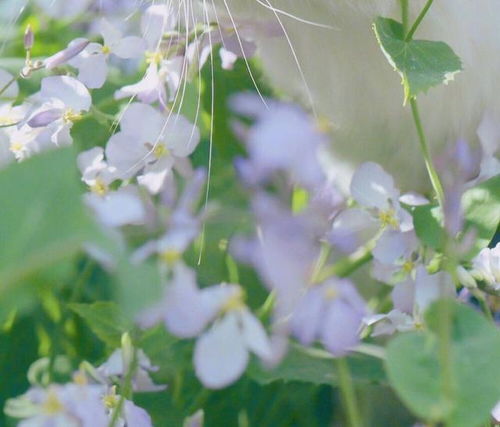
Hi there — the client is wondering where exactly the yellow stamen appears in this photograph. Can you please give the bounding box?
[378,209,399,229]
[90,178,108,196]
[145,51,163,65]
[324,287,338,300]
[72,370,88,386]
[63,109,83,124]
[42,390,63,415]
[220,287,246,313]
[103,386,118,409]
[153,144,168,159]
[9,141,23,153]
[101,45,111,55]
[159,249,181,265]
[402,260,415,274]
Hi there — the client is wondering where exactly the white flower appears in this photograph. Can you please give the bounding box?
[105,103,200,193]
[27,76,91,146]
[70,20,145,89]
[471,243,500,290]
[330,162,413,253]
[193,286,272,389]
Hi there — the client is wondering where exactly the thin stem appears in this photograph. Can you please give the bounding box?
[108,348,138,427]
[315,247,373,283]
[336,357,362,427]
[405,0,434,41]
[409,98,445,207]
[400,0,409,34]
[0,76,17,98]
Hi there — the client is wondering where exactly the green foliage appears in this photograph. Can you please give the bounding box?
[386,300,500,426]
[0,148,96,308]
[373,17,462,103]
[69,301,132,348]
[248,344,386,386]
[412,175,500,257]
[462,174,500,256]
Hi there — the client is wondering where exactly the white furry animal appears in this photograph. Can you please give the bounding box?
[208,0,500,191]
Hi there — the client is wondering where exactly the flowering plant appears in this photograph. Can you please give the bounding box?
[0,1,499,426]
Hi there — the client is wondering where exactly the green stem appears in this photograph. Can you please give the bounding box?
[315,247,373,283]
[108,348,138,427]
[400,0,409,34]
[336,357,362,427]
[405,0,434,41]
[409,98,445,207]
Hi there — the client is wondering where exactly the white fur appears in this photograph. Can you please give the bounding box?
[208,0,500,191]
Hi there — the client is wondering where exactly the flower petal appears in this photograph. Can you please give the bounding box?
[194,313,248,389]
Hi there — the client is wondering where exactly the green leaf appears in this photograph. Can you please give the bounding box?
[69,301,132,348]
[462,174,500,257]
[248,344,386,386]
[0,148,96,296]
[386,300,500,426]
[373,17,462,103]
[412,204,444,251]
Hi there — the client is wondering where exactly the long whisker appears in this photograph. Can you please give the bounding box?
[257,0,318,118]
[219,0,269,109]
[252,0,337,30]
[196,0,217,265]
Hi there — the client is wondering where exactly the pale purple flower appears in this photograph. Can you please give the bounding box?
[6,382,108,427]
[139,264,271,389]
[471,243,500,291]
[105,103,200,192]
[70,20,146,89]
[44,39,90,70]
[27,76,91,146]
[77,147,118,195]
[330,162,413,253]
[194,301,272,389]
[84,186,146,228]
[132,169,205,264]
[392,266,456,315]
[231,94,327,190]
[290,279,367,356]
[364,309,415,336]
[98,349,166,392]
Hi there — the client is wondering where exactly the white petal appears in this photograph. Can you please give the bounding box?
[40,76,91,112]
[373,230,408,264]
[240,308,272,360]
[194,313,248,389]
[414,267,455,312]
[76,53,108,89]
[163,114,200,158]
[113,36,147,59]
[350,162,398,210]
[100,18,122,48]
[105,131,148,178]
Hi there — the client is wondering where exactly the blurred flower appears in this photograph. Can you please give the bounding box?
[231,93,327,190]
[44,39,90,70]
[290,278,367,356]
[70,19,145,89]
[98,348,166,392]
[329,162,413,253]
[471,243,500,291]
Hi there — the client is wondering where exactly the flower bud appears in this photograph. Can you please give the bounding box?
[24,25,34,50]
[44,39,89,69]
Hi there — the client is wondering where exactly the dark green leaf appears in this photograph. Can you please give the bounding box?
[69,301,132,347]
[373,17,462,103]
[386,300,500,426]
